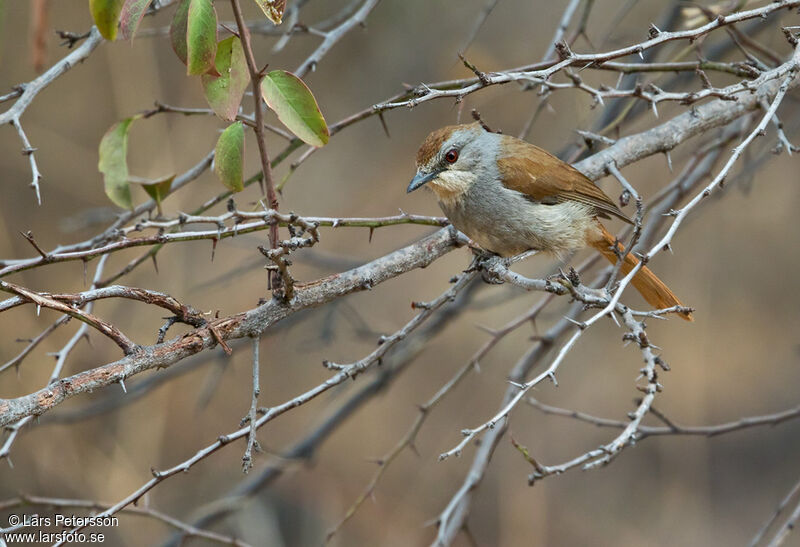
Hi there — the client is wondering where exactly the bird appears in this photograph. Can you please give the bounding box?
[407,122,692,321]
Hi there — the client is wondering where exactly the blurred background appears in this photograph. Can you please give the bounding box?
[1,1,800,545]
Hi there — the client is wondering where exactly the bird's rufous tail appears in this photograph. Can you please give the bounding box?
[590,225,693,321]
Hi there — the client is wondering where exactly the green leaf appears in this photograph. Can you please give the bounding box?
[169,0,190,65]
[214,122,245,192]
[202,36,249,121]
[98,117,140,209]
[119,0,154,41]
[90,0,125,40]
[133,174,175,203]
[186,0,217,75]
[253,0,286,25]
[260,70,329,147]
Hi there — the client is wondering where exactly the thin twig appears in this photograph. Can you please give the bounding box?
[541,0,582,62]
[229,0,279,250]
[0,227,463,428]
[56,267,477,539]
[1,256,109,463]
[527,399,800,438]
[751,475,800,546]
[241,337,261,473]
[0,281,137,355]
[0,28,103,204]
[295,0,381,78]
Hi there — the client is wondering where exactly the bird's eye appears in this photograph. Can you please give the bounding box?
[444,149,459,164]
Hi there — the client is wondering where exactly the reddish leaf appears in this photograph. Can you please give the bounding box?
[253,0,286,25]
[119,0,154,41]
[186,0,218,75]
[202,36,249,121]
[169,0,190,64]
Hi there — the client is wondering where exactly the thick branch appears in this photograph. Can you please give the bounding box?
[0,227,462,427]
[573,56,800,179]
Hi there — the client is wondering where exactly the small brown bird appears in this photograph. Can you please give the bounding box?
[407,122,692,321]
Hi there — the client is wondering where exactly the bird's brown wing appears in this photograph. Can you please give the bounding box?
[496,136,633,224]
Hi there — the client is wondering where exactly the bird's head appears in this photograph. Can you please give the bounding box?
[407,122,491,201]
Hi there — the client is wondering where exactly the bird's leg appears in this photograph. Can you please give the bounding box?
[566,266,581,287]
[465,248,507,285]
[547,267,581,288]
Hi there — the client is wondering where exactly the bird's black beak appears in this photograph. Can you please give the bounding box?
[407,170,439,193]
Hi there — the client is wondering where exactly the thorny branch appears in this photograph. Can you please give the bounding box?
[55,267,478,541]
[241,337,261,473]
[294,0,380,78]
[162,277,482,543]
[522,309,666,482]
[434,37,799,537]
[0,28,103,204]
[751,475,800,547]
[0,210,442,278]
[526,398,800,439]
[0,280,138,355]
[229,0,279,256]
[257,212,320,300]
[1,256,109,463]
[0,227,464,428]
[373,1,800,112]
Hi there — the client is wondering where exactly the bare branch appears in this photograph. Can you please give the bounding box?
[752,476,800,547]
[541,0,582,62]
[11,119,42,204]
[374,1,800,112]
[0,210,444,278]
[0,27,102,204]
[526,399,800,438]
[295,0,381,78]
[0,227,462,427]
[1,256,109,463]
[241,337,261,473]
[230,0,279,251]
[0,281,137,355]
[0,316,69,376]
[56,264,477,539]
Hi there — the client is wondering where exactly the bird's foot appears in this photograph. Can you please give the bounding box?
[466,251,506,285]
[548,267,581,287]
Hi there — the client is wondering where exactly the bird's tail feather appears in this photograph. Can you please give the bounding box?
[590,225,693,321]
